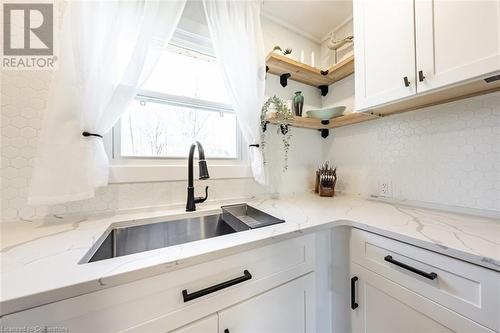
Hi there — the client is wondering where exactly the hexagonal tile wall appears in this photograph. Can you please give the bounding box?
[0,72,269,222]
[325,92,500,212]
[2,69,500,222]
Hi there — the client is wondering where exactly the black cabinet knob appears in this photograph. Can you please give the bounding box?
[418,70,426,82]
[403,76,410,87]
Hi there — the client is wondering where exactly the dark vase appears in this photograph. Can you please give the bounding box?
[293,91,304,116]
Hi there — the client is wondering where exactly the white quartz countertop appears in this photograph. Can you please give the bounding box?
[1,192,499,316]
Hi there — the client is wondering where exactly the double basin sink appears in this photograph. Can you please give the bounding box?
[86,204,284,263]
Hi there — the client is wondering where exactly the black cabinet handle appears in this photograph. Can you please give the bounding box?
[182,270,252,302]
[403,76,410,87]
[418,70,426,82]
[384,255,437,280]
[351,276,359,310]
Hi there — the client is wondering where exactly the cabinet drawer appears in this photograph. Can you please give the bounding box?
[351,263,494,333]
[2,235,315,333]
[350,228,500,331]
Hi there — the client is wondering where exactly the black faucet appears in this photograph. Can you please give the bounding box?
[186,141,210,212]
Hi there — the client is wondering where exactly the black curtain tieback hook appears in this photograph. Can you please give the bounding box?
[82,131,103,138]
[249,144,260,148]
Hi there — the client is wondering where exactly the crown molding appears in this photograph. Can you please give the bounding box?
[261,11,322,44]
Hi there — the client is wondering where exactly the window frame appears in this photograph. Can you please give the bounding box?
[105,32,252,183]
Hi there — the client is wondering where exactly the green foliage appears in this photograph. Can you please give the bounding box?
[260,96,294,171]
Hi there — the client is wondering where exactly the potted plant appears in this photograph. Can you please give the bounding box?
[283,48,293,58]
[260,96,294,171]
[272,45,282,54]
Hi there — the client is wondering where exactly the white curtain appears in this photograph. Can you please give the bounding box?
[202,0,267,185]
[28,0,186,205]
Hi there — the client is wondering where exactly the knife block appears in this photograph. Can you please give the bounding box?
[315,173,337,197]
[319,184,335,197]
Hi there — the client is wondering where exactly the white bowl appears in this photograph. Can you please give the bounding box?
[306,106,346,120]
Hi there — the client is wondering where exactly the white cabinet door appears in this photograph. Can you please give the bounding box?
[169,314,218,333]
[351,263,493,333]
[354,0,417,111]
[218,273,315,333]
[415,0,500,93]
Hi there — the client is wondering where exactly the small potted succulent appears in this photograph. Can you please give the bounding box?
[272,45,283,54]
[283,48,293,58]
[271,46,293,58]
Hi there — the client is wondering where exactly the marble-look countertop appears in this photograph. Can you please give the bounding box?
[1,193,499,316]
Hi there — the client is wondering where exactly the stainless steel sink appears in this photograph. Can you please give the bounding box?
[84,204,285,263]
[87,214,235,263]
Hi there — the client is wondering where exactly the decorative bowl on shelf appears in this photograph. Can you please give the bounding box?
[306,106,346,120]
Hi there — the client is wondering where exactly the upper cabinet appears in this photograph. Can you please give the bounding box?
[415,0,500,93]
[354,0,500,112]
[354,0,416,110]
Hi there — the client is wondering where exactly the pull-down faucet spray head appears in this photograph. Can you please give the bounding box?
[186,141,210,212]
[196,143,210,180]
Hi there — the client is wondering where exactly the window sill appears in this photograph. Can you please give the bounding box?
[109,164,252,183]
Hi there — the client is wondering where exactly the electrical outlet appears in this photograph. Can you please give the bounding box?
[379,181,392,198]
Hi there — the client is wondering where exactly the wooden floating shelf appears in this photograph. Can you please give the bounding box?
[266,112,378,131]
[266,52,355,93]
[265,52,500,136]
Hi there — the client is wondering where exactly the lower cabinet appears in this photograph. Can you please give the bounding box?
[349,229,499,333]
[218,273,315,333]
[169,273,315,333]
[2,235,315,333]
[350,264,493,333]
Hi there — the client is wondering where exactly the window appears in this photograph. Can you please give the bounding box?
[107,1,253,183]
[114,45,240,160]
[107,22,252,183]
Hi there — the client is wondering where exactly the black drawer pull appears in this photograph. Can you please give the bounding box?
[182,270,252,302]
[384,255,437,280]
[351,276,358,310]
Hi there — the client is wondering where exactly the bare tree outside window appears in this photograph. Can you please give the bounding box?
[142,117,168,156]
[120,100,237,158]
[182,109,210,142]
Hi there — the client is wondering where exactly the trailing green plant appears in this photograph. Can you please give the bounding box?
[260,96,294,171]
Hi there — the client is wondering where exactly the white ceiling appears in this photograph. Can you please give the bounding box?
[262,0,353,42]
